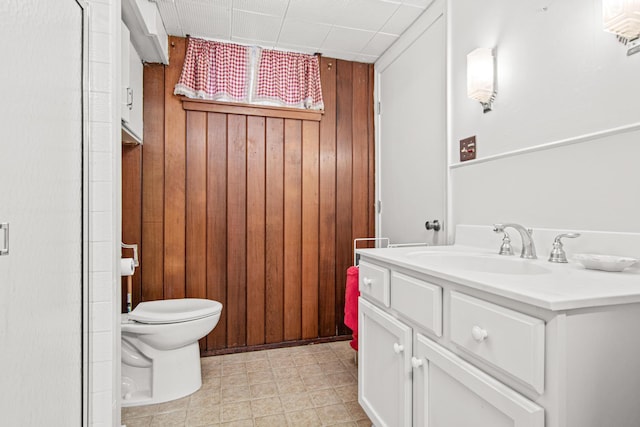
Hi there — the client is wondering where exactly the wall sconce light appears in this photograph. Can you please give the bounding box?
[467,48,496,113]
[602,0,640,55]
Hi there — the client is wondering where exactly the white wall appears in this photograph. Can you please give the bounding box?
[449,0,640,233]
[87,0,121,425]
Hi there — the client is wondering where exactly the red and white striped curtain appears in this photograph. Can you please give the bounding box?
[174,38,324,111]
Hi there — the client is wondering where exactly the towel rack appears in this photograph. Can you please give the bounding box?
[353,238,390,266]
[388,242,431,248]
[353,238,429,266]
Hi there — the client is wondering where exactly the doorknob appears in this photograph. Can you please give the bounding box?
[0,223,9,256]
[425,220,441,232]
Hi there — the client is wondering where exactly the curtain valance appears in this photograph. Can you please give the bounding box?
[174,38,250,103]
[175,38,324,111]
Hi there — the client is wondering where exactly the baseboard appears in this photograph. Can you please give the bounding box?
[200,335,353,357]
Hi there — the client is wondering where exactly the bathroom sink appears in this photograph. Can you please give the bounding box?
[405,251,552,275]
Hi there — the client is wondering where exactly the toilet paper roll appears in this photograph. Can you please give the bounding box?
[120,258,135,277]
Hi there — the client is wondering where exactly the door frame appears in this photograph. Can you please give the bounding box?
[373,0,453,245]
[78,0,90,424]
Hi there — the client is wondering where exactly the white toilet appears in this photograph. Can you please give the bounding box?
[121,298,223,407]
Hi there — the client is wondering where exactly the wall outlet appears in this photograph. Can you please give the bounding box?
[460,136,477,162]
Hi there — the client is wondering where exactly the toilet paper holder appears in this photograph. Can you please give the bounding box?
[121,242,139,267]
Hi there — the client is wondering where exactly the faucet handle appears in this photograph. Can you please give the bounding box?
[498,231,514,256]
[548,233,580,263]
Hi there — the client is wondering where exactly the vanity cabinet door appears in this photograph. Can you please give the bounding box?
[413,333,544,427]
[359,298,412,427]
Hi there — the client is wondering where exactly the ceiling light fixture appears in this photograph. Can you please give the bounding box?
[602,0,640,55]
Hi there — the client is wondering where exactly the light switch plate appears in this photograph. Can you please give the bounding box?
[460,136,476,162]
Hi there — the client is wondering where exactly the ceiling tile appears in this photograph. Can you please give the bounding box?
[317,48,361,62]
[286,0,350,26]
[178,0,231,7]
[277,20,331,49]
[362,32,398,56]
[381,4,424,35]
[233,0,289,17]
[321,26,376,53]
[401,0,435,7]
[155,1,184,36]
[273,42,318,55]
[232,10,282,43]
[332,0,401,32]
[175,2,231,39]
[355,53,379,64]
[231,36,276,49]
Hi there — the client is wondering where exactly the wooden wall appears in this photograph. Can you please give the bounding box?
[121,36,375,354]
[122,144,142,311]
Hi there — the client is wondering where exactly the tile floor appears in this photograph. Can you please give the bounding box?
[122,340,372,426]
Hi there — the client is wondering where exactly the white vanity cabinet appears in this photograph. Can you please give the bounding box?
[358,263,544,427]
[358,250,640,427]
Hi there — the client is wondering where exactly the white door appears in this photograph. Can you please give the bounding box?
[413,333,544,427]
[358,298,412,427]
[376,0,447,245]
[0,1,85,424]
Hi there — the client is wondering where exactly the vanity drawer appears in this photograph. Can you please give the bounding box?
[359,261,390,307]
[450,292,545,393]
[391,272,442,336]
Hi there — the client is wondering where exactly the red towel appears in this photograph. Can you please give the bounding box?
[344,266,360,351]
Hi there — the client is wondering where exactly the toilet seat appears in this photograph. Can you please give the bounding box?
[129,298,222,324]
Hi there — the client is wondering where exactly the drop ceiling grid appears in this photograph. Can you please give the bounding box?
[178,2,231,39]
[362,32,399,56]
[155,1,184,36]
[232,10,283,44]
[277,19,333,51]
[156,0,431,62]
[234,0,290,16]
[380,4,425,35]
[330,0,401,32]
[322,26,377,54]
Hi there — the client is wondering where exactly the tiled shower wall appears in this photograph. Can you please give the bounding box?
[87,0,121,425]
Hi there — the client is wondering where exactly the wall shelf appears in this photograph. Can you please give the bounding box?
[181,97,324,122]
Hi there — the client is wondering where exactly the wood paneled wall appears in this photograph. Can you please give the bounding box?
[122,36,375,354]
[122,144,142,310]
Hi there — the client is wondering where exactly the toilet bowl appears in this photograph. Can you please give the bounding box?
[121,298,222,407]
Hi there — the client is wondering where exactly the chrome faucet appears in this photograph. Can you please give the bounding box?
[548,233,580,263]
[497,230,514,256]
[493,223,537,259]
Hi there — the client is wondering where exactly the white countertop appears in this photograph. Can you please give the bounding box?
[356,245,640,311]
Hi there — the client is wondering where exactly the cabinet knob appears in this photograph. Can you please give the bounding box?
[411,357,424,368]
[471,325,488,342]
[362,277,372,286]
[393,343,404,354]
